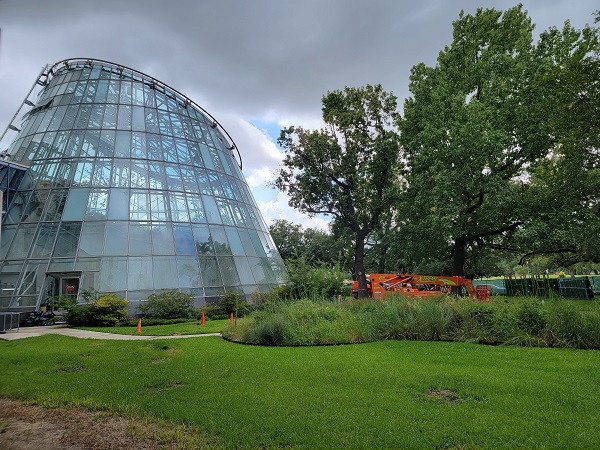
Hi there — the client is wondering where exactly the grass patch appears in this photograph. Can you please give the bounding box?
[0,336,599,448]
[77,319,227,336]
[224,296,600,349]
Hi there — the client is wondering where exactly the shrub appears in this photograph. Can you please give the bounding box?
[64,294,128,327]
[138,290,194,319]
[202,291,251,319]
[284,260,348,300]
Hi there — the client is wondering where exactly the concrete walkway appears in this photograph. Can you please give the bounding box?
[0,324,221,341]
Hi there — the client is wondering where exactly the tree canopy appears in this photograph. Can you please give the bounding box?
[275,85,401,295]
[397,5,599,276]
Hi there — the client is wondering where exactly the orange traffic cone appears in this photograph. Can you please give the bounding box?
[136,318,142,333]
[201,312,206,325]
[230,312,234,324]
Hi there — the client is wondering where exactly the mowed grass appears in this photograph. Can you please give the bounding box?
[1,336,599,448]
[77,319,228,336]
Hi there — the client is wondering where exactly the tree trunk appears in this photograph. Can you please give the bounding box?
[354,236,369,298]
[452,237,467,276]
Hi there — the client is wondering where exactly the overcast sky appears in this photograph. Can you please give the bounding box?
[0,0,597,230]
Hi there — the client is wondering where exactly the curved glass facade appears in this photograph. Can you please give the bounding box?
[0,59,285,309]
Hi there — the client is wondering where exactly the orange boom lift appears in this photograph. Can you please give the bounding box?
[351,274,490,302]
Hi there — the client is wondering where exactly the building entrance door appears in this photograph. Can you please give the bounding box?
[61,277,80,300]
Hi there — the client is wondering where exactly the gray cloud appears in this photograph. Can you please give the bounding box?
[0,0,597,227]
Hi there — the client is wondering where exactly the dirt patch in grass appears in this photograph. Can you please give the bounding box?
[0,398,219,449]
[426,389,461,403]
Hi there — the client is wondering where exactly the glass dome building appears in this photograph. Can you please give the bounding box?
[0,58,285,310]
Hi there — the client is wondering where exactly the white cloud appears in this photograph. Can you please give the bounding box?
[258,191,331,232]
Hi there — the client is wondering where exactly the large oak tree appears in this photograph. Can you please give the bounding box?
[275,85,401,296]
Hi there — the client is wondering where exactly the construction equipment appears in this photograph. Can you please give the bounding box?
[351,274,490,302]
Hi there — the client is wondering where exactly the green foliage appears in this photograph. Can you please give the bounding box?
[138,290,194,319]
[45,294,77,311]
[65,294,128,327]
[224,296,600,349]
[201,291,251,319]
[276,84,402,294]
[282,259,348,300]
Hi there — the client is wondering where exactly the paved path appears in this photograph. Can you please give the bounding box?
[0,324,221,341]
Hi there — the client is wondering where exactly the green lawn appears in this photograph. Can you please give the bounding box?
[1,336,599,448]
[77,319,228,336]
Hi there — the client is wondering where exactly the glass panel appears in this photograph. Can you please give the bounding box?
[128,222,152,255]
[81,130,100,157]
[42,189,68,221]
[238,229,257,256]
[75,105,91,129]
[130,161,148,188]
[161,136,177,162]
[132,82,145,106]
[111,159,130,187]
[119,81,132,105]
[95,80,109,103]
[87,104,104,129]
[84,189,108,220]
[117,104,132,130]
[177,256,202,288]
[131,131,147,159]
[114,130,131,158]
[64,130,84,157]
[78,221,105,257]
[199,256,222,286]
[165,164,183,191]
[248,257,268,284]
[127,257,152,291]
[158,110,172,134]
[186,193,206,223]
[74,257,101,273]
[48,105,67,131]
[170,113,183,138]
[219,173,235,199]
[170,192,189,222]
[191,223,212,255]
[176,140,191,166]
[52,222,82,257]
[102,104,117,129]
[83,79,97,102]
[0,225,17,259]
[151,222,174,255]
[108,188,129,220]
[91,159,112,187]
[153,256,178,289]
[146,133,162,160]
[99,130,115,156]
[218,256,240,287]
[132,106,145,132]
[130,190,150,221]
[210,225,231,255]
[201,195,221,224]
[149,192,169,221]
[173,223,195,254]
[103,222,129,256]
[196,168,212,195]
[0,260,24,303]
[216,199,234,225]
[148,162,166,189]
[62,188,89,221]
[225,227,245,256]
[106,79,120,103]
[180,166,198,192]
[143,84,156,108]
[145,108,159,133]
[208,170,224,196]
[100,257,127,291]
[249,229,267,257]
[72,159,94,186]
[29,223,58,258]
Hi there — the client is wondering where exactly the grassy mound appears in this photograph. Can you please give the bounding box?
[223,296,600,348]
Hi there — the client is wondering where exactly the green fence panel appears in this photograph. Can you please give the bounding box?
[558,278,594,299]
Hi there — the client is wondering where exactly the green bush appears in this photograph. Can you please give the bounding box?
[64,294,128,327]
[223,295,600,349]
[283,260,348,300]
[138,290,194,319]
[201,291,251,319]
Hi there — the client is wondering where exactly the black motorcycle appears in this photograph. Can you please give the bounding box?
[22,310,56,326]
